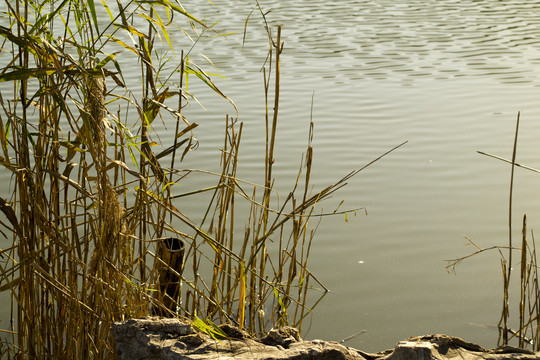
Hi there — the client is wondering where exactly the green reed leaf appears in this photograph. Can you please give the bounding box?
[114,23,149,39]
[29,0,70,35]
[99,0,115,22]
[95,52,119,70]
[87,0,101,35]
[139,0,207,28]
[191,313,228,341]
[0,67,56,82]
[0,26,37,55]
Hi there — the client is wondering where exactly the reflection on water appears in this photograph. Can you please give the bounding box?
[270,0,540,85]
[187,0,540,85]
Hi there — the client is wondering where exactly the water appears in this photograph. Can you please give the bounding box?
[4,0,540,353]
[174,0,540,351]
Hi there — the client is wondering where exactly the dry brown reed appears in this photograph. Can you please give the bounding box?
[447,112,540,351]
[0,1,402,358]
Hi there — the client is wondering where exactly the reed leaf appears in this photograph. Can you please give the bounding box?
[0,1,403,357]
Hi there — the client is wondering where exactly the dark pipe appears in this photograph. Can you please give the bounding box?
[152,237,184,317]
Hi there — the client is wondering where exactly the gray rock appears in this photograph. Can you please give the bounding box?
[111,318,540,360]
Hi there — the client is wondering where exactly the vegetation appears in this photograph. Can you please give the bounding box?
[0,0,405,358]
[448,112,540,351]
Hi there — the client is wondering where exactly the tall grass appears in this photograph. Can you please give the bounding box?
[0,1,407,358]
[447,112,540,351]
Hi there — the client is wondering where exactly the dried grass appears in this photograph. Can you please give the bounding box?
[0,1,404,358]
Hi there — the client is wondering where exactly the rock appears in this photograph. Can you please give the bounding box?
[382,334,539,360]
[111,318,540,360]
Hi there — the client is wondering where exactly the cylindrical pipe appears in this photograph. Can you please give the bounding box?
[152,237,184,316]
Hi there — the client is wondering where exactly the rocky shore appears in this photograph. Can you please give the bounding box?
[112,318,540,360]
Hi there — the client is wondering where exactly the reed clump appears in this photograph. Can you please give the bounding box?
[0,1,405,358]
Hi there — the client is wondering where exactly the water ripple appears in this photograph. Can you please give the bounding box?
[226,0,540,85]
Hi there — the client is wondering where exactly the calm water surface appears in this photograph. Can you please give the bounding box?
[174,0,540,351]
[5,0,540,352]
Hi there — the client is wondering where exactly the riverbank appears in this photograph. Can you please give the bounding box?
[112,318,540,360]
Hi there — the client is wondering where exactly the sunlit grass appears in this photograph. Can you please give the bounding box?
[0,0,406,357]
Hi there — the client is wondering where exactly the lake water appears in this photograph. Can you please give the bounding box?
[174,0,540,352]
[4,0,540,353]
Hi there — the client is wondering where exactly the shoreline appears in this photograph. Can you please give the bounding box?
[112,318,540,360]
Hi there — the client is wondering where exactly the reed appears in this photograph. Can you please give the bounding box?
[447,112,540,351]
[0,1,407,358]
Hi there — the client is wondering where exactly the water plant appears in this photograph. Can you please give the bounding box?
[0,0,405,358]
[447,112,540,350]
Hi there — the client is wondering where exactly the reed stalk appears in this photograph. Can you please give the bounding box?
[0,1,406,357]
[447,112,540,351]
